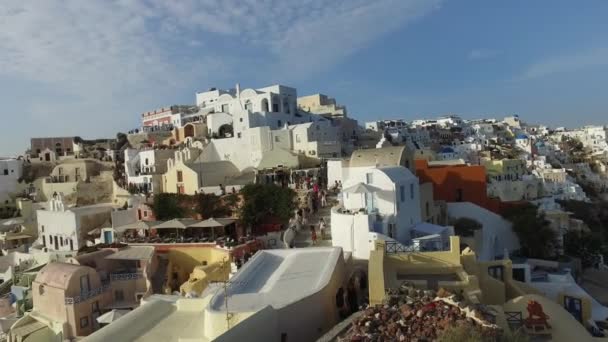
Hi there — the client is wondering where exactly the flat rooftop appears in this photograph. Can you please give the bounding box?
[209,247,342,313]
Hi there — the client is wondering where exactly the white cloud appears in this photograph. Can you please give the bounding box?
[468,48,498,61]
[520,47,608,80]
[0,0,441,154]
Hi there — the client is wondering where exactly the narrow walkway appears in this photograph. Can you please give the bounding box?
[293,190,336,248]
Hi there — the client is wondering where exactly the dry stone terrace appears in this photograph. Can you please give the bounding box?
[335,283,501,342]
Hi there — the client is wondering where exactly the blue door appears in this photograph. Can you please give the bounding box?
[104,231,113,244]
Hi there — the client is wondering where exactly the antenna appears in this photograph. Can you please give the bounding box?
[208,258,247,331]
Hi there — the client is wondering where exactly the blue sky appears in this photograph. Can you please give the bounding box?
[2,0,608,156]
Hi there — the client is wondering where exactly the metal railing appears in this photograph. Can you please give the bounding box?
[65,283,110,305]
[384,241,418,254]
[110,272,144,281]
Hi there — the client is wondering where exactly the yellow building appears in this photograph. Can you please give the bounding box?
[368,236,605,341]
[164,246,231,294]
[481,158,527,181]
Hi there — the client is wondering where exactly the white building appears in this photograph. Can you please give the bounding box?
[124,148,175,193]
[86,247,348,342]
[331,166,424,259]
[0,158,23,209]
[36,195,114,252]
[515,134,533,154]
[555,125,608,156]
[141,105,204,131]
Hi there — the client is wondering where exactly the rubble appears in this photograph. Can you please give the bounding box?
[340,283,500,342]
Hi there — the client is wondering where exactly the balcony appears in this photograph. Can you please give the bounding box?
[65,283,110,305]
[110,272,144,281]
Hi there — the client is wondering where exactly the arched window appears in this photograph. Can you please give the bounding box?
[245,100,253,111]
[261,99,269,112]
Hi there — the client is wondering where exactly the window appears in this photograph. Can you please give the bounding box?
[69,239,74,251]
[239,118,243,122]
[41,225,45,232]
[410,183,414,199]
[237,133,242,138]
[488,265,504,281]
[80,275,91,294]
[426,202,430,217]
[272,103,279,112]
[60,237,63,246]
[456,188,463,202]
[244,101,252,111]
[145,158,149,166]
[80,316,89,329]
[92,301,100,313]
[115,290,125,302]
[221,104,229,113]
[143,211,148,217]
[58,167,63,176]
[365,173,373,184]
[261,99,269,112]
[2,169,7,176]
[275,136,280,143]
[177,171,183,182]
[42,235,46,247]
[277,120,282,127]
[512,268,526,282]
[400,185,405,202]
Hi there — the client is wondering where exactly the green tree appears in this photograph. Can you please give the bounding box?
[239,184,296,228]
[453,217,483,237]
[196,193,231,219]
[152,193,187,220]
[502,203,558,259]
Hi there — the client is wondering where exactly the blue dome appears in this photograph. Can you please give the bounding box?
[516,134,528,139]
[440,147,454,153]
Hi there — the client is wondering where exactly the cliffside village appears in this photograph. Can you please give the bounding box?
[1,84,608,341]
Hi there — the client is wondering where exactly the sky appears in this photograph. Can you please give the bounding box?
[1,0,608,156]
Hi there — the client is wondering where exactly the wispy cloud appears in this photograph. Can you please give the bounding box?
[468,48,498,61]
[0,0,441,154]
[519,46,608,80]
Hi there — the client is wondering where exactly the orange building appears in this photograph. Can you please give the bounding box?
[415,159,503,213]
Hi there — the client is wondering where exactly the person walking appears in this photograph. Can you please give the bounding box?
[321,190,327,207]
[319,218,327,240]
[310,225,317,245]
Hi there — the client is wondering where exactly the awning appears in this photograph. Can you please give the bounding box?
[152,219,199,230]
[342,182,382,194]
[188,218,235,229]
[96,309,130,324]
[114,221,160,233]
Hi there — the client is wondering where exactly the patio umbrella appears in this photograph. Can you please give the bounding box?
[341,182,382,194]
[1,218,24,226]
[153,219,199,239]
[341,182,382,212]
[188,218,235,239]
[114,220,160,234]
[96,309,130,324]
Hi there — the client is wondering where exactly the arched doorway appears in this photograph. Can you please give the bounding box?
[261,99,269,112]
[218,124,234,138]
[184,124,195,138]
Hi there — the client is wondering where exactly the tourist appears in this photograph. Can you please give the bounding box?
[319,218,326,239]
[310,225,317,245]
[321,190,327,207]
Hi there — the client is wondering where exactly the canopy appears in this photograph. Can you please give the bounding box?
[96,309,130,324]
[188,218,235,229]
[1,218,24,226]
[342,182,382,194]
[114,221,160,233]
[152,219,199,230]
